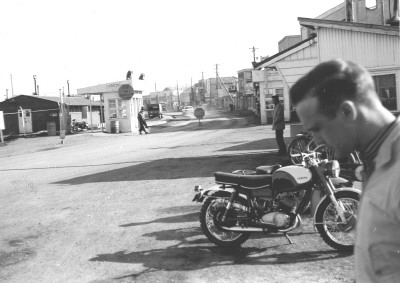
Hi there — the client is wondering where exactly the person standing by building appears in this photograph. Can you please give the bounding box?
[272,95,286,155]
[138,106,148,134]
[290,58,400,282]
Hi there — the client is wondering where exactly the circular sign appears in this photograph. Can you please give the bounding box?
[194,108,205,120]
[118,84,134,100]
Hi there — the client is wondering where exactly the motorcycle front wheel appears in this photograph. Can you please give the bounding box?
[288,136,316,164]
[200,197,250,247]
[315,190,359,252]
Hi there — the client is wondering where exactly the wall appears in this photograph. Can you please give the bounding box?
[318,28,400,67]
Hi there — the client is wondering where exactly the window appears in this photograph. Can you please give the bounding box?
[109,99,128,119]
[82,106,88,119]
[118,99,128,118]
[373,74,397,111]
[265,88,274,98]
[275,88,284,97]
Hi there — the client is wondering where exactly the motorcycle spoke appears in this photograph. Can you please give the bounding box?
[322,198,358,246]
[205,202,243,242]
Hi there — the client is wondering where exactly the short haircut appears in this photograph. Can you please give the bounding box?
[290,59,376,118]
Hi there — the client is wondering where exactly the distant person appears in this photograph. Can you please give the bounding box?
[290,58,400,282]
[229,102,234,112]
[272,95,286,155]
[256,100,260,116]
[138,106,148,134]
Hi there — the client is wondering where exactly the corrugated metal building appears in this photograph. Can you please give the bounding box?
[253,0,400,124]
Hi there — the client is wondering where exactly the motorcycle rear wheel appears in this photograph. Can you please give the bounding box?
[315,190,359,252]
[200,198,250,247]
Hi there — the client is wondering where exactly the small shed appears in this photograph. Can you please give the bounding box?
[77,79,145,133]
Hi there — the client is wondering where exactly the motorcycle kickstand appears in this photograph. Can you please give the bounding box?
[284,232,294,244]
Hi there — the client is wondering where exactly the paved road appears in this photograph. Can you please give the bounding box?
[0,116,354,283]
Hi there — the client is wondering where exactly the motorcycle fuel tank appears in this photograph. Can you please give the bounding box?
[272,166,313,192]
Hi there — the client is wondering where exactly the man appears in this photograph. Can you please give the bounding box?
[272,94,286,155]
[137,106,148,134]
[290,58,400,282]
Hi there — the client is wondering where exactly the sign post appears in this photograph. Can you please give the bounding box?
[59,91,66,144]
[0,111,4,143]
[194,107,205,127]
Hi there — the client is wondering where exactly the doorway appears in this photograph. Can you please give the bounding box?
[18,109,33,134]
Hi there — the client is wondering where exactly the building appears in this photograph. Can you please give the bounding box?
[204,76,237,109]
[0,95,101,135]
[77,78,145,133]
[252,0,400,124]
[143,88,175,109]
[237,69,255,111]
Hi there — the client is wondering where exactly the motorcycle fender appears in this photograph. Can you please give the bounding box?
[192,184,231,202]
[313,187,361,222]
[330,177,350,186]
[193,184,246,202]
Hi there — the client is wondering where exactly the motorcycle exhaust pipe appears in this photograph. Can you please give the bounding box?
[221,215,301,233]
[221,226,266,232]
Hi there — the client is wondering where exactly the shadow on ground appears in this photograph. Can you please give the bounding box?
[150,116,257,133]
[53,150,290,185]
[90,210,352,279]
[218,137,292,152]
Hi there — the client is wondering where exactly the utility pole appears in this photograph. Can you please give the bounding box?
[67,80,70,96]
[10,74,14,96]
[250,46,258,63]
[155,82,159,103]
[190,77,194,106]
[176,82,180,111]
[59,89,65,144]
[215,64,219,109]
[201,72,205,104]
[6,89,9,100]
[33,75,37,95]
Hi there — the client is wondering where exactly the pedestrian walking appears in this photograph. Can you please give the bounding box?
[290,58,400,283]
[272,95,286,155]
[138,106,148,134]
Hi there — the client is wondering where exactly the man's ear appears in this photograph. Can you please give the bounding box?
[338,101,357,121]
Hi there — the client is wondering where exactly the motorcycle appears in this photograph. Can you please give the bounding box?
[71,121,90,132]
[192,152,360,252]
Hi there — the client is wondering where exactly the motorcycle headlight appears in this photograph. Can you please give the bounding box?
[325,160,340,178]
[194,185,202,192]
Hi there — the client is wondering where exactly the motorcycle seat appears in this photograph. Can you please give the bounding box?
[255,164,281,175]
[214,171,272,189]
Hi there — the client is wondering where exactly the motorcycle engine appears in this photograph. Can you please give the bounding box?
[261,212,290,228]
[259,192,302,228]
[278,192,300,214]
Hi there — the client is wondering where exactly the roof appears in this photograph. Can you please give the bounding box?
[253,34,317,69]
[11,95,101,106]
[298,17,400,36]
[315,2,345,20]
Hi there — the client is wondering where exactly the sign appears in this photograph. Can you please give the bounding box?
[118,84,134,100]
[252,70,266,82]
[0,111,4,130]
[194,108,205,120]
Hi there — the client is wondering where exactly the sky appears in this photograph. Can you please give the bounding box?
[0,0,345,100]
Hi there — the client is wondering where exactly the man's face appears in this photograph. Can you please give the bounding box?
[295,96,355,159]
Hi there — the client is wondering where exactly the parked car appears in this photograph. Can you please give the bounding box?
[181,106,194,115]
[147,103,163,119]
